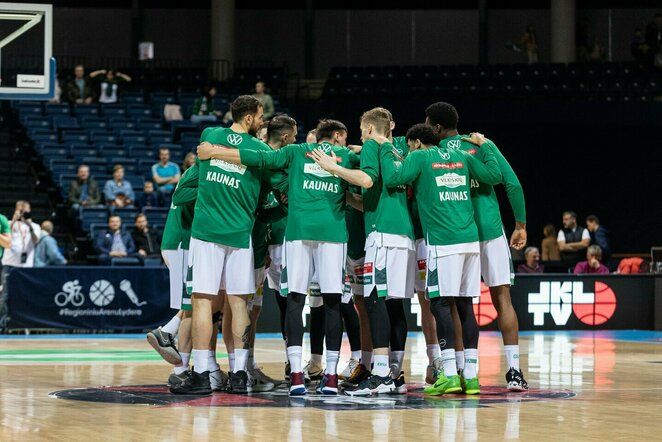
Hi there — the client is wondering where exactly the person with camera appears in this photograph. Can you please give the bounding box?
[0,201,41,327]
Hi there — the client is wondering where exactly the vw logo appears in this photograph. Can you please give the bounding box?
[447,139,461,149]
[439,152,451,160]
[227,134,243,146]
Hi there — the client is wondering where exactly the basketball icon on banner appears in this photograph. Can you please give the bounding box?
[89,280,115,306]
[473,282,497,326]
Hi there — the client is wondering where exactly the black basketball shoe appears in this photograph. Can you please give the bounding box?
[228,370,249,394]
[169,370,211,395]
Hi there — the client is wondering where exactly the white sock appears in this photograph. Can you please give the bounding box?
[173,352,190,375]
[426,344,441,365]
[455,351,465,372]
[311,353,323,366]
[192,349,210,374]
[351,350,361,361]
[361,351,372,367]
[390,350,405,378]
[208,350,219,371]
[325,350,340,375]
[440,349,457,377]
[228,352,235,372]
[373,354,390,377]
[161,315,181,336]
[287,346,303,373]
[464,348,478,379]
[504,345,520,371]
[234,348,249,373]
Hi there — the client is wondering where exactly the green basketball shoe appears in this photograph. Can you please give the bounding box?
[423,374,462,396]
[463,377,480,395]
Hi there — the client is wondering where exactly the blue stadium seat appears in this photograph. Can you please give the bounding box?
[82,209,111,233]
[123,135,148,145]
[130,146,158,160]
[71,145,99,158]
[63,133,89,143]
[142,206,168,224]
[91,134,119,144]
[149,135,173,144]
[45,103,70,116]
[102,107,127,117]
[113,207,139,226]
[74,104,100,117]
[42,145,70,159]
[32,133,59,143]
[125,174,145,190]
[53,116,80,130]
[127,107,152,118]
[102,146,129,157]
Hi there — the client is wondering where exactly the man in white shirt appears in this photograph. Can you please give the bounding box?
[557,210,590,267]
[0,201,41,327]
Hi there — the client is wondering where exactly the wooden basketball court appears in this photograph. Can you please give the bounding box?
[1,330,660,441]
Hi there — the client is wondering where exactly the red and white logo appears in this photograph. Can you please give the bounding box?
[528,281,616,326]
[432,162,464,170]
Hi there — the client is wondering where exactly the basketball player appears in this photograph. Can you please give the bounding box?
[310,108,414,396]
[378,129,502,395]
[147,164,229,391]
[426,102,529,391]
[171,95,286,395]
[197,119,358,396]
[401,124,443,383]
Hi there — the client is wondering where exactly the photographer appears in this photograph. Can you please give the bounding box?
[0,201,41,327]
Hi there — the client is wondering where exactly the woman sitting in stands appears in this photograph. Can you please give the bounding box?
[90,68,132,104]
[541,224,561,261]
[191,85,222,123]
[574,245,609,274]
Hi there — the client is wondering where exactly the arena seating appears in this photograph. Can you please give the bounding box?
[322,62,662,102]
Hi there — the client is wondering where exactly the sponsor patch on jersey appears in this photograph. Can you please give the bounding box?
[447,139,462,149]
[356,262,373,275]
[435,172,466,188]
[467,148,477,155]
[226,134,243,146]
[432,162,464,170]
[303,163,333,177]
[417,259,426,270]
[210,158,247,175]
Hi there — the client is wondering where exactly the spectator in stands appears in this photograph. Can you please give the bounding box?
[191,85,222,123]
[252,81,275,119]
[631,28,652,68]
[104,165,135,208]
[151,148,180,196]
[645,13,662,66]
[131,214,161,259]
[182,152,196,172]
[90,68,132,104]
[34,221,67,267]
[541,224,561,261]
[586,215,611,264]
[520,24,539,64]
[558,211,590,267]
[517,247,544,273]
[574,245,609,274]
[616,257,649,274]
[139,181,159,209]
[66,64,95,104]
[1,201,41,325]
[576,17,593,62]
[68,165,102,213]
[95,215,136,265]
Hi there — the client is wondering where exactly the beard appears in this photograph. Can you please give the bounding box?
[248,120,261,137]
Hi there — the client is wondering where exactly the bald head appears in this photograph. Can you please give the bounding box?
[41,220,54,234]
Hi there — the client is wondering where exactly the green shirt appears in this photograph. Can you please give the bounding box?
[361,137,414,239]
[0,214,9,259]
[380,142,502,247]
[163,165,198,250]
[191,127,287,248]
[346,185,366,260]
[443,134,526,241]
[240,142,359,243]
[253,192,287,268]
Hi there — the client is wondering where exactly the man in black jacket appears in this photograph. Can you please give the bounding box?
[131,213,161,259]
[69,165,102,213]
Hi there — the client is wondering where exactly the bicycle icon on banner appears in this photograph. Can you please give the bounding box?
[54,280,85,307]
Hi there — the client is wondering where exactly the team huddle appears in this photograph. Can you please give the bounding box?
[146,95,529,397]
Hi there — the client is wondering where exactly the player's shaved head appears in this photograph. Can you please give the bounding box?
[315,119,347,141]
[425,102,459,131]
[360,108,391,135]
[405,124,441,146]
[267,114,297,143]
